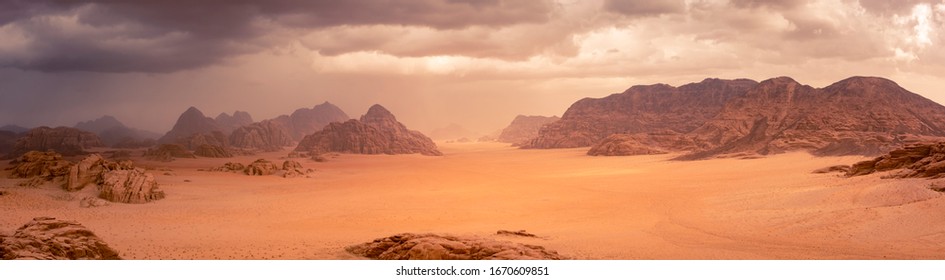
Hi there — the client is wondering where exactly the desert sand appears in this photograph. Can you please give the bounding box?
[1,142,943,259]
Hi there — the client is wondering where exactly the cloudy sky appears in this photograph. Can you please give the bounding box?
[1,0,944,135]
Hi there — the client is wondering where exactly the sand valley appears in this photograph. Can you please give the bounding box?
[2,142,942,259]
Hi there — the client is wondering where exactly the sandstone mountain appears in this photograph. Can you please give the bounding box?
[525,76,945,159]
[11,126,105,157]
[271,102,351,140]
[158,107,223,145]
[214,111,254,134]
[525,78,757,149]
[74,115,161,148]
[294,104,442,156]
[228,120,293,151]
[678,77,945,159]
[497,115,560,145]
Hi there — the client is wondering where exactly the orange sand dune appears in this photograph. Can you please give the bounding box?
[1,142,943,259]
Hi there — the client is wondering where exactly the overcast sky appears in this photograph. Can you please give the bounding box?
[1,0,944,135]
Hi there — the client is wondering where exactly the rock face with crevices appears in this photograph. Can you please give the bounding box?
[295,104,442,156]
[845,142,945,178]
[64,154,134,191]
[11,126,105,157]
[587,134,669,156]
[0,217,121,260]
[99,168,165,203]
[347,233,563,260]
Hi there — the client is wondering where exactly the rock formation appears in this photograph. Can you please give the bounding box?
[526,77,945,159]
[65,154,106,191]
[64,154,135,191]
[194,144,232,158]
[844,142,945,178]
[347,233,563,260]
[294,104,442,156]
[497,115,560,145]
[214,111,254,133]
[7,151,72,180]
[99,168,165,203]
[210,162,245,173]
[0,217,121,260]
[144,144,196,161]
[244,159,279,176]
[228,120,293,151]
[75,115,161,147]
[11,126,105,157]
[158,107,224,145]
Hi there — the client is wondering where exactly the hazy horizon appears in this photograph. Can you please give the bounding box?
[1,0,944,135]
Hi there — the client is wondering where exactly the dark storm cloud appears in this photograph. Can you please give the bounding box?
[0,0,553,73]
[602,0,686,17]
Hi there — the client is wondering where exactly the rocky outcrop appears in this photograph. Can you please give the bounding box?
[244,159,279,176]
[194,144,232,158]
[74,116,161,147]
[294,105,442,156]
[527,77,945,160]
[228,120,293,151]
[214,111,253,134]
[144,144,195,161]
[845,142,945,178]
[65,154,106,191]
[158,107,223,144]
[497,115,560,145]
[282,160,303,170]
[270,102,351,140]
[0,217,121,260]
[587,134,669,156]
[99,168,165,203]
[7,151,72,180]
[347,233,564,260]
[210,162,245,172]
[11,126,105,157]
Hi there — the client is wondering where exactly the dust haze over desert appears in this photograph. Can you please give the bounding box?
[2,0,945,260]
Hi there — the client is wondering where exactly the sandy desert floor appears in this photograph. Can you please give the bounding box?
[1,142,944,259]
